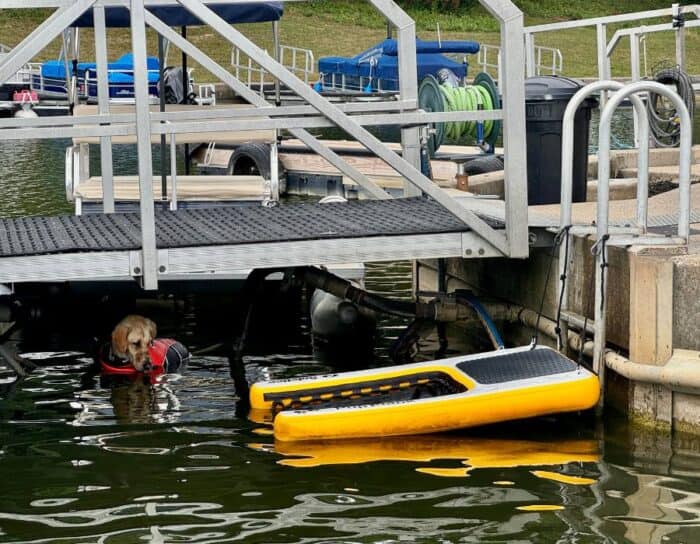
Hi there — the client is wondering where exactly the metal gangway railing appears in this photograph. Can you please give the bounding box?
[232,44,315,96]
[524,3,700,81]
[0,0,530,291]
[557,80,692,405]
[478,43,562,82]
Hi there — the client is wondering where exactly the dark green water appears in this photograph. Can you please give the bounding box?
[1,135,700,543]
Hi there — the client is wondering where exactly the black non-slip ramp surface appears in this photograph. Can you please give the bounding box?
[457,349,580,385]
[0,197,493,258]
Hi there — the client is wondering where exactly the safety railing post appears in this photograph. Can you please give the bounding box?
[524,31,535,77]
[674,3,687,71]
[130,0,158,289]
[93,5,114,214]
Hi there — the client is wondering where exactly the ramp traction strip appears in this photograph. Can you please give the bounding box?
[0,198,500,258]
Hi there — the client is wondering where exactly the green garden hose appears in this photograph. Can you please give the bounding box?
[439,84,495,142]
[418,72,501,155]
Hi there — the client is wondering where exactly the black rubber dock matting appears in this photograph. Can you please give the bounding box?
[0,197,493,258]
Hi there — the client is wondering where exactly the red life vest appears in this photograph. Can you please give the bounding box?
[100,338,188,377]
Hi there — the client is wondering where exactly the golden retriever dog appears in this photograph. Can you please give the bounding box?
[111,315,157,372]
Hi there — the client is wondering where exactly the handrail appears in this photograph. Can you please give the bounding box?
[591,81,692,404]
[597,82,692,243]
[524,4,700,84]
[526,5,700,34]
[557,80,648,363]
[606,18,700,57]
[559,81,648,232]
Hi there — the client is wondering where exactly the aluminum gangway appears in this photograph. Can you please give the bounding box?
[0,0,529,291]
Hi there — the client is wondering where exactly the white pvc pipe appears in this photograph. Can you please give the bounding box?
[605,351,700,394]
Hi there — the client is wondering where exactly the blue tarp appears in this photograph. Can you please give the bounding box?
[40,54,159,80]
[381,39,480,56]
[72,2,284,28]
[319,39,477,92]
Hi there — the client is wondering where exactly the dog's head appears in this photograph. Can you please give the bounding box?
[111,315,157,372]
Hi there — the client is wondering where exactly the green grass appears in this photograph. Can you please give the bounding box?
[0,1,697,81]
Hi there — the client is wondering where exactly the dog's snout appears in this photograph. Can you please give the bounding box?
[143,361,153,371]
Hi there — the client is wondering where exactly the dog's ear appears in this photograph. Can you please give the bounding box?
[145,318,157,340]
[112,324,130,357]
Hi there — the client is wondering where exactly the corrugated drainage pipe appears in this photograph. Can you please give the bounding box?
[487,302,700,393]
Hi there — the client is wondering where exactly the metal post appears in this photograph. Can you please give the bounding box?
[272,20,281,106]
[158,34,168,201]
[524,31,535,77]
[394,11,422,197]
[130,0,158,290]
[272,19,281,194]
[596,24,608,109]
[181,25,190,175]
[629,32,641,146]
[269,140,279,201]
[61,30,73,104]
[674,3,686,71]
[169,131,178,210]
[93,5,114,214]
[484,0,530,258]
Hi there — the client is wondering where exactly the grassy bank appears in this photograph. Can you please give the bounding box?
[0,1,697,81]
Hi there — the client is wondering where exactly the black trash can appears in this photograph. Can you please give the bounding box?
[525,76,597,205]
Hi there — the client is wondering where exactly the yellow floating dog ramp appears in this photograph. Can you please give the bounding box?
[250,346,600,442]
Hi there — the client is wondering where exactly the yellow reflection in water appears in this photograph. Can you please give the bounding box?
[257,435,599,470]
[517,504,565,512]
[415,467,471,478]
[531,470,597,486]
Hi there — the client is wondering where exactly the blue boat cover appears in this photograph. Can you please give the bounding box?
[319,39,476,91]
[40,56,160,82]
[382,39,480,56]
[72,2,283,27]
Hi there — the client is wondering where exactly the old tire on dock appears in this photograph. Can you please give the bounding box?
[228,143,284,181]
[464,154,504,175]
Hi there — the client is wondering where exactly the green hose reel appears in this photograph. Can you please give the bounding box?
[418,71,501,156]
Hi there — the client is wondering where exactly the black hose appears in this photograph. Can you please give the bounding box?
[647,65,695,148]
[299,266,418,319]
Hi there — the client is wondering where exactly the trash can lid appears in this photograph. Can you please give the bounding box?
[525,75,585,101]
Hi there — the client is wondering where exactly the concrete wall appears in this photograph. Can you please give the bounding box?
[417,236,700,434]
